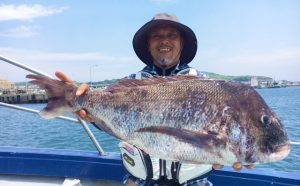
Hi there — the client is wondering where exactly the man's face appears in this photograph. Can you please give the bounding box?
[148,25,183,69]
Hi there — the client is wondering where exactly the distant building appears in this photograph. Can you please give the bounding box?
[291,81,300,86]
[250,77,259,87]
[0,80,16,90]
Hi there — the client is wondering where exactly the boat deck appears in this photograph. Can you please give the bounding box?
[1,147,299,186]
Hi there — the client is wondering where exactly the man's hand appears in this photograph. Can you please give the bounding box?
[212,163,255,171]
[55,71,94,122]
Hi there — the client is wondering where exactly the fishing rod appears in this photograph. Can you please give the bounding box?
[0,55,105,155]
[0,102,79,123]
[0,56,52,78]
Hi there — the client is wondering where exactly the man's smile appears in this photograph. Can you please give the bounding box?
[158,46,172,53]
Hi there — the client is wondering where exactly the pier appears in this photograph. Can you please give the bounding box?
[0,93,48,104]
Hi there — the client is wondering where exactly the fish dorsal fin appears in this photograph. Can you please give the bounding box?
[105,75,202,92]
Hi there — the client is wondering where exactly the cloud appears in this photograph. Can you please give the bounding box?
[0,25,38,38]
[197,48,221,58]
[196,47,300,65]
[0,47,134,63]
[0,4,68,21]
[0,47,141,82]
[225,48,300,64]
[192,47,300,81]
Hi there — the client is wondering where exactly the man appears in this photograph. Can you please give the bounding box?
[56,13,254,186]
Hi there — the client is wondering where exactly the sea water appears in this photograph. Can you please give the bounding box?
[0,86,299,173]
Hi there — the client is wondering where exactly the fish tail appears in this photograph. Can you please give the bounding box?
[26,74,77,119]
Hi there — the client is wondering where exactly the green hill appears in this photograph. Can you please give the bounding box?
[204,72,272,82]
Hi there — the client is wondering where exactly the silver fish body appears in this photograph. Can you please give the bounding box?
[27,74,290,165]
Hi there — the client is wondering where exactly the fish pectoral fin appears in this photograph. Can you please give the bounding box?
[136,126,226,149]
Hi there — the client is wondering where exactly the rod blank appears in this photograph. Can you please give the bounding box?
[0,56,52,78]
[0,102,79,123]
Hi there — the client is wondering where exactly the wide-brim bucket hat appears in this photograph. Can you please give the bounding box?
[133,13,197,66]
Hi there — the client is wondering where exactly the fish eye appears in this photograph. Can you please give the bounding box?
[261,115,271,126]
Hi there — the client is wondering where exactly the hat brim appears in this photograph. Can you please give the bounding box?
[133,19,197,66]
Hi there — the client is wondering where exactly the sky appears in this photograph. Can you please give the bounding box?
[0,0,299,82]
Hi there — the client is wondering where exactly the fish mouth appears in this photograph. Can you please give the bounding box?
[269,142,291,162]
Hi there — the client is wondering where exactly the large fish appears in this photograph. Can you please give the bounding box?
[26,74,290,165]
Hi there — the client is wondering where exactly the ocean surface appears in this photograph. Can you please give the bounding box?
[0,86,299,173]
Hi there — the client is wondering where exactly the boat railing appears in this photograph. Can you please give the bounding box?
[0,55,105,155]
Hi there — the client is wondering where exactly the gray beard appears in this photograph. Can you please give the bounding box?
[156,59,173,69]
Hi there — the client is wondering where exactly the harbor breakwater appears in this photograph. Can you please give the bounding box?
[0,93,47,104]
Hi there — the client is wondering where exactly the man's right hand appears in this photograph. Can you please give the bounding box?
[55,71,94,122]
[213,163,255,171]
